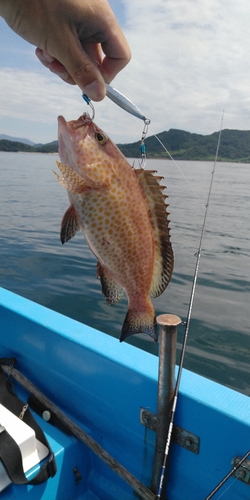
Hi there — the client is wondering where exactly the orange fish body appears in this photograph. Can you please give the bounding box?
[56,113,174,341]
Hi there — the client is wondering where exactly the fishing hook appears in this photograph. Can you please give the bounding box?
[83,85,151,168]
[82,93,95,121]
[83,84,151,126]
[139,118,151,168]
[105,84,151,167]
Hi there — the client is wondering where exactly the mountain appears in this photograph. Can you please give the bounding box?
[0,129,250,162]
[0,134,35,146]
[117,129,250,163]
[34,141,58,153]
[0,139,59,153]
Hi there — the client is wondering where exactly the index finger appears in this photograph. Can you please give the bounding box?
[99,27,131,82]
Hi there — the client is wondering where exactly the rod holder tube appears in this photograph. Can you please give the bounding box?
[150,314,181,495]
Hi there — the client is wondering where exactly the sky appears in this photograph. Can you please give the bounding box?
[0,0,250,144]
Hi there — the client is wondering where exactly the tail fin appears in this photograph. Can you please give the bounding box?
[120,306,157,342]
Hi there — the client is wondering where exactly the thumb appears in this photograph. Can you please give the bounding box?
[36,47,106,101]
[54,34,107,101]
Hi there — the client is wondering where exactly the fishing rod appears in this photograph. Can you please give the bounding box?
[83,88,226,499]
[155,111,225,500]
[204,449,250,500]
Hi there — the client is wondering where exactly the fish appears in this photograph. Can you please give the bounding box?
[55,113,174,342]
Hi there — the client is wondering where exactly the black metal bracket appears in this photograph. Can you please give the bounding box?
[232,456,250,485]
[140,408,200,455]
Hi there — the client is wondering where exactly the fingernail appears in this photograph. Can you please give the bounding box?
[84,81,106,101]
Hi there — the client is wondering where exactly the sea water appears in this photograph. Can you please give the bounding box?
[0,152,249,395]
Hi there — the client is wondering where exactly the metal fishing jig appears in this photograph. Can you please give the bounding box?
[105,85,151,168]
[106,84,150,123]
[83,85,151,167]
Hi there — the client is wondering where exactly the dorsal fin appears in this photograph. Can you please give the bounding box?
[135,169,174,297]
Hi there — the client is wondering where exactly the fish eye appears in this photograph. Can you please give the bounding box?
[95,132,107,145]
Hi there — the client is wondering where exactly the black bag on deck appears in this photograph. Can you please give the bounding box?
[0,359,57,485]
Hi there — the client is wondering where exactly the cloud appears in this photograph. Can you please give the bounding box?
[1,0,250,144]
[113,0,250,134]
[0,68,79,123]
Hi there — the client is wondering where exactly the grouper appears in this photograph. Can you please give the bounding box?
[55,113,174,341]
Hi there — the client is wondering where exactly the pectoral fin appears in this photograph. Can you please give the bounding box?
[54,161,87,194]
[61,205,80,244]
[96,261,124,305]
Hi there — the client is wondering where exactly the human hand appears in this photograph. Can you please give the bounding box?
[0,0,131,100]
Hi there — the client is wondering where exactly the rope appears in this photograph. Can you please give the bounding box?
[2,364,154,500]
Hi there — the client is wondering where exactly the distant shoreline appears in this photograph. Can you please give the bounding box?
[0,150,249,164]
[1,127,250,163]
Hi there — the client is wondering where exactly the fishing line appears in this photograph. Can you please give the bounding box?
[215,480,238,500]
[79,94,241,498]
[153,134,204,206]
[204,449,250,500]
[153,122,241,258]
[155,111,225,500]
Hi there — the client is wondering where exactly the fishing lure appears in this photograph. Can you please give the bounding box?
[105,84,150,123]
[83,85,151,168]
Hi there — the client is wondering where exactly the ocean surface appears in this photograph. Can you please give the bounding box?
[0,152,249,396]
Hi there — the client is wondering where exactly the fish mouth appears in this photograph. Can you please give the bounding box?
[58,114,91,136]
[58,114,91,166]
[68,113,93,130]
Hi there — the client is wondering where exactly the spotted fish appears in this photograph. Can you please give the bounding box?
[55,113,174,342]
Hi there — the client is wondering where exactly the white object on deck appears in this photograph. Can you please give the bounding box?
[0,404,49,492]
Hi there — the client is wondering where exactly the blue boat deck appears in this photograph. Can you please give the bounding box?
[0,287,249,499]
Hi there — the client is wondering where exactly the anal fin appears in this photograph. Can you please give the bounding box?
[96,261,124,305]
[61,205,80,244]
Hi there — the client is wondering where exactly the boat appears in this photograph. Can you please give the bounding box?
[0,286,249,499]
